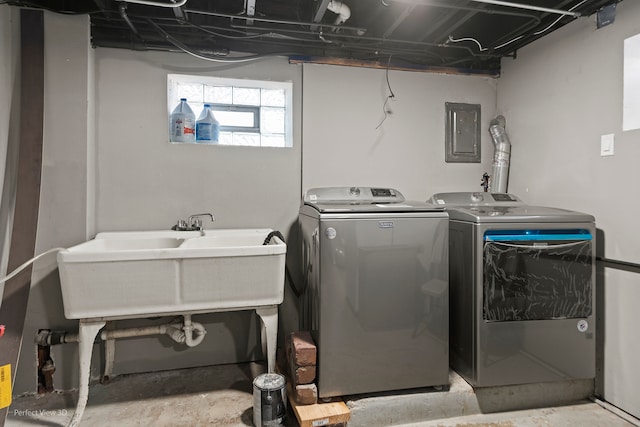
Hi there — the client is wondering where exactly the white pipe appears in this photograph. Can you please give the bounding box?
[119,0,187,8]
[100,324,184,342]
[468,0,581,17]
[327,0,351,25]
[37,319,206,347]
[488,115,511,193]
[182,314,206,347]
[0,247,65,284]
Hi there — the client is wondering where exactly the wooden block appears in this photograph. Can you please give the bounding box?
[290,331,316,367]
[288,383,350,427]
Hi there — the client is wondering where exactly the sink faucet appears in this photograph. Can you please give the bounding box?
[173,213,215,232]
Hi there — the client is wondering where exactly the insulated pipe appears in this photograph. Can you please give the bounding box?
[327,0,351,26]
[488,115,511,193]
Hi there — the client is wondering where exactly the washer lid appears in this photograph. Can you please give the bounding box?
[305,186,405,204]
[303,186,443,213]
[429,192,593,222]
[445,205,595,223]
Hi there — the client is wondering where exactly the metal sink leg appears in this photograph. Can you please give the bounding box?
[255,306,278,373]
[68,320,105,427]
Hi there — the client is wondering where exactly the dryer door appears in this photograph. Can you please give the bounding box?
[483,229,593,322]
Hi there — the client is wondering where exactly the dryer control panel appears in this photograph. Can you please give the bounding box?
[430,192,523,207]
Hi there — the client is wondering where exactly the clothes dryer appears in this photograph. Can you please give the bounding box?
[430,192,595,387]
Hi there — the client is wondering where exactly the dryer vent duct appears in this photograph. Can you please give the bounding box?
[488,115,512,193]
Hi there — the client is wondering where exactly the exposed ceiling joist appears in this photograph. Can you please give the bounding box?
[3,0,621,74]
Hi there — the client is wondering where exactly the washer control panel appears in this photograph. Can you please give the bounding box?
[305,187,405,204]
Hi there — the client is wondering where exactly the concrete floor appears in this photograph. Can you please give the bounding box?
[6,363,637,427]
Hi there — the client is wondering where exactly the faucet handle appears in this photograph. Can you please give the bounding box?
[189,217,203,230]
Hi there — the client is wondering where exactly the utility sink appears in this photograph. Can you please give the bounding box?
[57,228,286,320]
[58,228,286,427]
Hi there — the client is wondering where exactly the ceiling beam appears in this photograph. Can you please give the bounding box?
[418,8,459,41]
[311,0,332,31]
[382,5,416,39]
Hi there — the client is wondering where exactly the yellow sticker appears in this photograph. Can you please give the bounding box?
[0,364,12,409]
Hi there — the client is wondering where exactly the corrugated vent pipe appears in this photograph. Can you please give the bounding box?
[327,0,351,25]
[488,115,512,193]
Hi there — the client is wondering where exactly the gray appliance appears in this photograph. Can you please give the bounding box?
[430,192,595,388]
[299,187,449,398]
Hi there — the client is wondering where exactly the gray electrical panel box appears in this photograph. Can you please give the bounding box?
[445,102,481,163]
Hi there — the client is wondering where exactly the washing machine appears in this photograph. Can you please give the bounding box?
[430,192,595,388]
[299,187,449,397]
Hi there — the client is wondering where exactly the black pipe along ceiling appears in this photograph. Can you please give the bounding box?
[4,0,620,75]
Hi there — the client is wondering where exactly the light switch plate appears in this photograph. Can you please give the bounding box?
[600,134,614,156]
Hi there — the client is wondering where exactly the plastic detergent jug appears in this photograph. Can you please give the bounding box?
[196,104,220,143]
[170,98,196,143]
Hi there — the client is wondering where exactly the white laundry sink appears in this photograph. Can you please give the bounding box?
[57,228,286,319]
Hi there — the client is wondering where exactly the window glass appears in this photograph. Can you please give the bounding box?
[262,89,286,107]
[176,82,203,103]
[215,109,256,128]
[261,107,285,133]
[168,74,292,147]
[205,85,232,104]
[262,134,286,147]
[233,87,260,106]
[232,133,260,146]
[624,33,640,131]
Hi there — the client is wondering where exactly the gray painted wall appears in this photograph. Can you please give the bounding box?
[17,12,94,394]
[2,3,638,418]
[8,11,304,393]
[497,0,640,418]
[301,63,496,199]
[91,48,303,384]
[0,5,19,287]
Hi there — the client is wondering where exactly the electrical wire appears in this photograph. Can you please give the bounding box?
[533,0,587,35]
[182,20,304,41]
[447,36,488,52]
[376,55,396,130]
[119,0,187,8]
[148,19,272,62]
[448,0,588,52]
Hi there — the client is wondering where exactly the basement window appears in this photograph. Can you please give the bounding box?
[167,74,293,147]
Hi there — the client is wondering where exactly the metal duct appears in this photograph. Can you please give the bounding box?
[488,115,511,193]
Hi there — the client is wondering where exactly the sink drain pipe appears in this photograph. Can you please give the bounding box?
[2,248,206,348]
[35,315,207,347]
